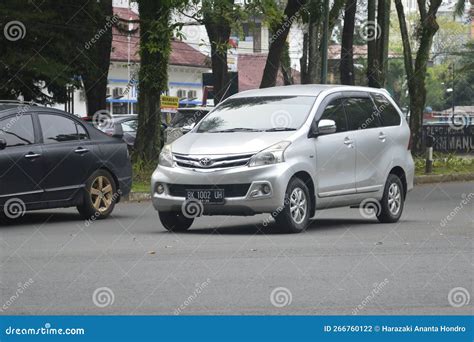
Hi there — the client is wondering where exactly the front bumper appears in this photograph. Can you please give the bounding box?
[151,163,293,215]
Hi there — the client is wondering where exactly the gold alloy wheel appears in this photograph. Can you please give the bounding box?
[90,176,113,213]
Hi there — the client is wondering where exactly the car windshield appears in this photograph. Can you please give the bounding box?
[170,109,209,128]
[196,96,316,133]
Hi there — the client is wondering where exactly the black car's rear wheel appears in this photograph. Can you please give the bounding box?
[158,211,194,232]
[77,169,117,219]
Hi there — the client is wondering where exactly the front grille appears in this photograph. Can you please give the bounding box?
[168,184,251,198]
[173,153,254,170]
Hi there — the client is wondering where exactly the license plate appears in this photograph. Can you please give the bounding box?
[185,189,225,204]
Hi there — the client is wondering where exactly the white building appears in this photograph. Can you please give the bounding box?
[55,6,210,117]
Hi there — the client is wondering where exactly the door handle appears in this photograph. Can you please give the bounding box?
[74,147,89,154]
[344,138,354,144]
[24,152,41,159]
[378,132,387,141]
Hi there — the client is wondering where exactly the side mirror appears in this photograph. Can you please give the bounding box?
[316,119,337,136]
[0,138,6,150]
[112,123,124,139]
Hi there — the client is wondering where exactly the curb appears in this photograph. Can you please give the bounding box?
[124,173,474,202]
[414,173,474,185]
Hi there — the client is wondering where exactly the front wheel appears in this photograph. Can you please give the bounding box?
[275,178,311,233]
[377,174,404,223]
[158,211,194,232]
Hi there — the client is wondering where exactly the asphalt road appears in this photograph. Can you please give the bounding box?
[0,182,472,315]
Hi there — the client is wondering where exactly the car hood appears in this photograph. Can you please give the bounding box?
[171,131,293,155]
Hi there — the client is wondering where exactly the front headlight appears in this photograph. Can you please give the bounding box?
[249,141,291,167]
[158,144,174,167]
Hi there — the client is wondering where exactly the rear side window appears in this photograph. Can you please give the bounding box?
[319,98,347,132]
[343,97,380,130]
[39,114,88,144]
[0,114,35,147]
[121,119,138,133]
[372,94,401,126]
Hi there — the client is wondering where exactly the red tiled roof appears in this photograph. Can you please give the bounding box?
[237,54,301,92]
[328,45,401,59]
[111,7,209,68]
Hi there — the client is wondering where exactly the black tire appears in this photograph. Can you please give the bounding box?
[158,211,194,232]
[377,174,404,223]
[77,169,117,220]
[275,178,311,233]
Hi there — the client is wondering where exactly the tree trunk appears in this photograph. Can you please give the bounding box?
[260,0,306,88]
[280,41,293,85]
[204,24,231,104]
[367,0,379,87]
[376,0,391,86]
[394,0,442,153]
[134,0,172,162]
[300,31,309,84]
[307,17,320,83]
[82,0,113,117]
[340,0,357,85]
[203,0,233,104]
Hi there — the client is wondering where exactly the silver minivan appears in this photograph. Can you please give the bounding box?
[151,85,415,233]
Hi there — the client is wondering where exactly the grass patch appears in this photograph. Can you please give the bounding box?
[414,153,474,176]
[132,160,156,193]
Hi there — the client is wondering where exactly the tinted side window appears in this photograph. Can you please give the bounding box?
[319,98,347,132]
[0,114,35,147]
[39,114,86,143]
[344,97,380,130]
[372,94,401,126]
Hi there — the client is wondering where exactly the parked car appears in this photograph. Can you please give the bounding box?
[83,114,167,151]
[164,107,210,144]
[0,107,132,220]
[151,85,415,233]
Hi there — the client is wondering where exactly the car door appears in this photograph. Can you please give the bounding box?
[0,113,45,206]
[342,92,386,193]
[313,95,356,196]
[38,113,99,201]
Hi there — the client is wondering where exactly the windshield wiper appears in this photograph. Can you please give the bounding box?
[209,128,263,133]
[264,127,297,132]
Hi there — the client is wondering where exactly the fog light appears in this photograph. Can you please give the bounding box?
[262,184,271,194]
[156,183,165,194]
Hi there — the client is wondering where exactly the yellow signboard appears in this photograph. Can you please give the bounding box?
[160,95,179,113]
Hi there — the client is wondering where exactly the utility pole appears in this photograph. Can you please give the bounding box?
[320,0,329,84]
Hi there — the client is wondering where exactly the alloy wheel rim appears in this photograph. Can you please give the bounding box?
[90,176,113,213]
[388,183,401,216]
[290,187,307,224]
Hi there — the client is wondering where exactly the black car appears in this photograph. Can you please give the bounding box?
[0,106,132,220]
[83,115,167,151]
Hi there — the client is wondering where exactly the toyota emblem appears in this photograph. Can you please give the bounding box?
[199,157,212,167]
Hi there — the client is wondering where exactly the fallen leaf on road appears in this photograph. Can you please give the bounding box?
[148,251,156,255]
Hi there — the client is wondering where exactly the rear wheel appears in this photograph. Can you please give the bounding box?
[158,211,194,232]
[377,174,404,223]
[77,170,117,220]
[275,178,311,233]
